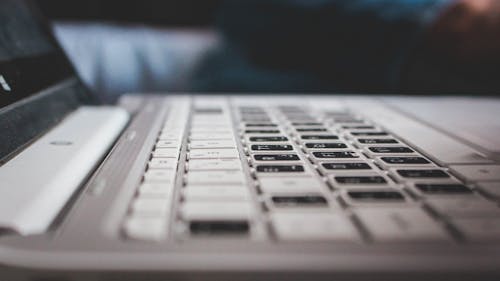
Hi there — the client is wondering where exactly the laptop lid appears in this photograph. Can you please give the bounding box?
[0,0,97,162]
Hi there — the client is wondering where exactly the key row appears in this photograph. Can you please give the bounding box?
[124,100,190,241]
[180,102,254,237]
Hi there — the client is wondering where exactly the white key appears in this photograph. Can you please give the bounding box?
[131,198,170,216]
[138,183,174,198]
[450,165,500,182]
[191,116,228,121]
[186,170,246,185]
[189,133,234,140]
[158,133,183,141]
[189,140,236,149]
[259,177,324,194]
[191,124,231,129]
[124,216,167,241]
[192,116,230,122]
[355,207,449,242]
[453,218,500,241]
[181,201,253,221]
[161,132,184,140]
[191,122,232,127]
[162,124,183,130]
[183,185,250,201]
[192,115,230,121]
[152,148,179,158]
[163,122,185,128]
[477,182,500,199]
[426,197,500,218]
[190,127,232,134]
[163,122,186,129]
[143,169,176,183]
[188,159,242,171]
[271,212,359,242]
[189,149,240,159]
[155,140,180,149]
[148,158,178,170]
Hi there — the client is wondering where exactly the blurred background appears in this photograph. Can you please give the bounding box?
[36,0,500,101]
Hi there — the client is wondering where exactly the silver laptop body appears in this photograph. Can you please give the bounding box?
[1,1,500,281]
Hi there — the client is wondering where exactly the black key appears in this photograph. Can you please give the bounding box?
[195,108,222,114]
[333,117,364,123]
[272,195,328,207]
[281,110,308,114]
[190,221,249,235]
[251,144,293,151]
[242,118,272,123]
[283,110,309,113]
[239,106,263,110]
[397,169,450,178]
[278,106,303,111]
[254,154,300,161]
[358,138,398,144]
[305,143,347,149]
[292,122,323,126]
[283,111,307,114]
[281,108,307,112]
[240,109,265,113]
[322,162,371,170]
[301,135,338,140]
[313,151,358,158]
[245,123,277,127]
[348,191,405,201]
[240,109,267,115]
[287,118,317,122]
[324,111,351,116]
[241,115,270,119]
[249,136,288,142]
[241,111,267,115]
[369,147,414,153]
[296,128,327,132]
[256,165,304,173]
[335,176,387,184]
[381,157,430,165]
[342,125,375,130]
[281,112,308,116]
[240,109,265,114]
[241,113,269,116]
[351,131,388,136]
[414,184,473,195]
[245,130,280,134]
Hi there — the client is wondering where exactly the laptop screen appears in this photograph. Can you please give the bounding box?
[0,0,80,109]
[0,0,94,161]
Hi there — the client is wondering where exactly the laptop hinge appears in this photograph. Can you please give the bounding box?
[0,106,129,236]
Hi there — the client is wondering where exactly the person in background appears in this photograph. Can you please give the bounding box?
[192,0,500,94]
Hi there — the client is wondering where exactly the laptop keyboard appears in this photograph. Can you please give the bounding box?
[123,98,500,243]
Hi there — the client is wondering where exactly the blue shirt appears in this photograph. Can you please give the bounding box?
[194,0,454,92]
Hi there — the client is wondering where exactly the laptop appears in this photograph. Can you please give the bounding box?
[1,1,500,280]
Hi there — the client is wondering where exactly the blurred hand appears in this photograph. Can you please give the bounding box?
[429,0,500,63]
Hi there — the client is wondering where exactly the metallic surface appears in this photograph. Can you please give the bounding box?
[0,94,499,281]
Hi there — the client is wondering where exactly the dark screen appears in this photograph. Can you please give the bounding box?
[0,0,76,109]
